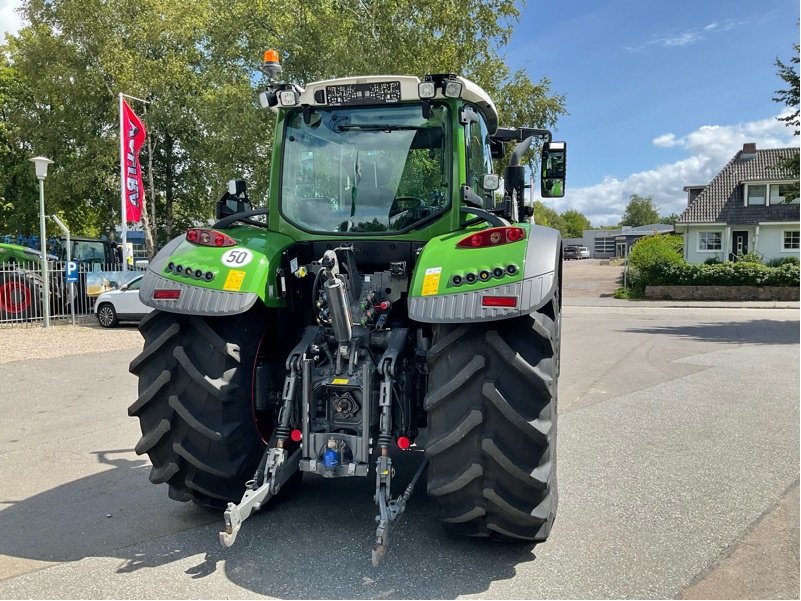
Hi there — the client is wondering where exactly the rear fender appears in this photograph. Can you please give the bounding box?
[407,224,560,322]
[139,231,295,316]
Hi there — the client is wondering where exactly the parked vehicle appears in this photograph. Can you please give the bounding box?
[94,275,152,327]
[578,246,590,259]
[0,237,122,320]
[563,245,580,260]
[128,53,567,564]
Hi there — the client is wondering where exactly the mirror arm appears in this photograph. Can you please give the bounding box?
[459,207,505,227]
[213,208,270,229]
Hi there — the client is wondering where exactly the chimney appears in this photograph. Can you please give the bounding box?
[741,142,757,159]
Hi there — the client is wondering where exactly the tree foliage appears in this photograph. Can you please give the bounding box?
[774,43,800,136]
[620,194,660,227]
[0,0,567,249]
[560,209,591,238]
[773,42,800,185]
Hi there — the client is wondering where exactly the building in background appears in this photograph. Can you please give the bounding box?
[674,143,799,263]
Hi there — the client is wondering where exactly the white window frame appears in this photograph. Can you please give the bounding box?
[744,181,799,206]
[744,183,767,206]
[697,231,722,252]
[770,183,800,205]
[782,229,800,251]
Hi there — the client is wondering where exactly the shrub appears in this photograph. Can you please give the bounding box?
[626,234,684,294]
[704,255,723,265]
[735,250,765,264]
[767,256,800,267]
[638,259,799,289]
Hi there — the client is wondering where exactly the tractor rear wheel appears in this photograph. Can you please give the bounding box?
[0,274,36,320]
[425,308,559,541]
[128,307,282,509]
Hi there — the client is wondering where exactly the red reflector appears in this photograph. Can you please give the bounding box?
[185,228,236,247]
[482,296,517,308]
[153,289,181,300]
[457,227,526,249]
[290,429,302,442]
[397,436,411,450]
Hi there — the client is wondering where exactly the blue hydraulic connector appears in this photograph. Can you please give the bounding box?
[322,448,339,468]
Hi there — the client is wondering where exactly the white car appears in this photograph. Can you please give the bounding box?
[94,275,153,327]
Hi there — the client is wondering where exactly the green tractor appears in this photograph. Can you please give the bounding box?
[128,53,566,564]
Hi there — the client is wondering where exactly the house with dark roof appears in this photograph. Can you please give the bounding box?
[675,143,799,263]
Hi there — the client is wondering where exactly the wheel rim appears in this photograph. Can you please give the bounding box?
[98,306,114,326]
[0,281,32,314]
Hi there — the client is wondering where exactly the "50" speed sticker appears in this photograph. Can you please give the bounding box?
[221,248,254,267]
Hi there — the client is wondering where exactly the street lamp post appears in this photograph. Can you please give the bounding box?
[30,156,53,328]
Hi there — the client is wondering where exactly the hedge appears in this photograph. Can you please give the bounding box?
[625,234,800,295]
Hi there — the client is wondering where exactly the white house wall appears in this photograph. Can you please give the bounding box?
[756,223,800,262]
[684,226,726,264]
[683,223,800,263]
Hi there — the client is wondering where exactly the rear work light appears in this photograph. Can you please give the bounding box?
[186,228,237,248]
[153,289,181,300]
[456,227,526,249]
[482,296,518,308]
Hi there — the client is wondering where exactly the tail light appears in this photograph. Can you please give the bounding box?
[456,227,526,249]
[482,296,517,308]
[186,228,237,248]
[153,289,181,300]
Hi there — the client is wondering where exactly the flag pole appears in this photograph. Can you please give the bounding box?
[119,92,150,271]
[118,93,129,271]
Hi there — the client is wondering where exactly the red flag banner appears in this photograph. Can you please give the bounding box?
[122,100,146,223]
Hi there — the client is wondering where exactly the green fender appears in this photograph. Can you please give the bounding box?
[138,228,295,315]
[408,224,561,322]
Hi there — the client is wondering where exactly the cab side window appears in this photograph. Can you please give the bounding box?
[465,116,493,197]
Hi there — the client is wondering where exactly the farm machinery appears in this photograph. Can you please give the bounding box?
[128,52,566,564]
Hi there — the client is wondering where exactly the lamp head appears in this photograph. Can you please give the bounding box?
[30,156,53,180]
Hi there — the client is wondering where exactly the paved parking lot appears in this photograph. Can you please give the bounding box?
[0,262,797,599]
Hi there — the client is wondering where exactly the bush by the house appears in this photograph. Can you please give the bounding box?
[625,234,800,296]
[626,234,684,294]
[767,256,800,267]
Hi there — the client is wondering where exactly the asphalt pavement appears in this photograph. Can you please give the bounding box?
[0,261,797,598]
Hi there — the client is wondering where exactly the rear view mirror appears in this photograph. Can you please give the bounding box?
[215,179,253,219]
[541,141,566,198]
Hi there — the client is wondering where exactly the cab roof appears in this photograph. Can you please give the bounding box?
[295,75,499,134]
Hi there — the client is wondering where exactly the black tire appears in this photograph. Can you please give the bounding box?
[425,305,559,541]
[128,307,279,509]
[96,302,119,328]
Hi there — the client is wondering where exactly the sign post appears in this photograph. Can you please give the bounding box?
[51,214,76,325]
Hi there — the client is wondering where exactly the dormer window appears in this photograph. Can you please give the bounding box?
[745,182,799,206]
[746,184,766,205]
[770,183,799,204]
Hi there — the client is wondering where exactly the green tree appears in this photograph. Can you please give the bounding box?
[532,201,564,232]
[560,209,591,238]
[772,42,799,193]
[774,43,800,136]
[1,0,567,249]
[620,194,660,227]
[659,212,679,225]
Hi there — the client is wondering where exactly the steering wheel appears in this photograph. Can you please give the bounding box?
[389,196,426,217]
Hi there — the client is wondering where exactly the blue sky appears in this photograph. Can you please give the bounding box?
[509,0,799,224]
[1,0,798,225]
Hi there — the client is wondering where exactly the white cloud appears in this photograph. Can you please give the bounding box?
[558,113,797,226]
[652,133,680,148]
[0,0,24,42]
[624,18,746,53]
